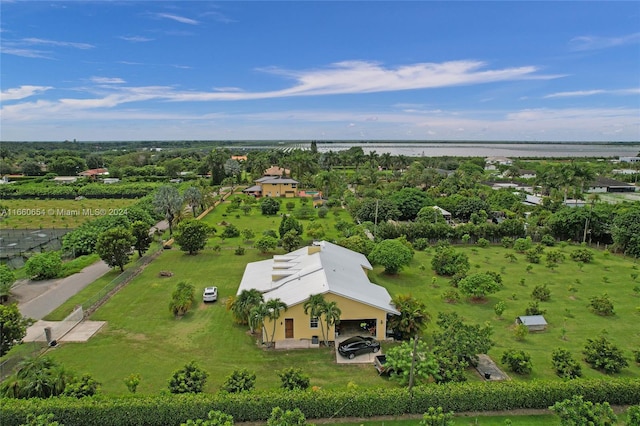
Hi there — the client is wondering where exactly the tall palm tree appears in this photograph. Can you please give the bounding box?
[266,298,288,347]
[249,303,270,343]
[389,294,430,339]
[304,294,327,344]
[321,301,341,346]
[153,185,183,236]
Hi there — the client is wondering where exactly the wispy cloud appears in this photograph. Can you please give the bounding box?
[201,10,236,24]
[1,85,52,101]
[544,88,640,98]
[22,37,94,49]
[90,77,126,84]
[153,12,199,25]
[0,46,53,59]
[119,36,154,43]
[569,32,640,51]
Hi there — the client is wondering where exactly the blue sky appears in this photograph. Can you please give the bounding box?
[1,1,639,142]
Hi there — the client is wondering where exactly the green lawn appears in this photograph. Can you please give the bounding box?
[332,413,560,425]
[40,197,640,398]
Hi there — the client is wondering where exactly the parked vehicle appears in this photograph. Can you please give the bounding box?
[337,336,380,359]
[202,286,218,302]
[374,354,395,375]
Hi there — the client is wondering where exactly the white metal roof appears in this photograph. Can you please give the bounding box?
[517,315,547,326]
[237,241,399,315]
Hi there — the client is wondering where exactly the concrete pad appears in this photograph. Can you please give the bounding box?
[336,348,382,364]
[22,320,106,343]
[61,321,106,342]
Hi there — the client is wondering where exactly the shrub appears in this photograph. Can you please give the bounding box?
[541,234,556,246]
[525,301,546,316]
[583,336,629,374]
[25,251,62,280]
[550,395,617,426]
[551,348,582,379]
[317,206,329,218]
[222,369,256,393]
[431,244,470,276]
[458,273,500,300]
[182,410,234,426]
[419,406,455,426]
[441,289,460,304]
[531,284,551,302]
[277,368,310,391]
[501,349,533,375]
[221,224,240,239]
[477,238,489,248]
[260,198,280,215]
[63,374,100,398]
[501,237,514,248]
[254,236,278,253]
[494,301,506,318]
[123,374,141,394]
[525,248,541,264]
[234,246,245,256]
[627,405,640,426]
[589,293,614,316]
[413,238,430,251]
[169,281,195,317]
[513,323,529,341]
[571,247,594,263]
[513,236,533,253]
[168,361,208,394]
[267,407,311,426]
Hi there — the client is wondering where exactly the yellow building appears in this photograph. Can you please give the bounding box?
[237,241,399,348]
[242,176,299,198]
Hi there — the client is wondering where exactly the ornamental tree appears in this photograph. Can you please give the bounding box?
[582,335,629,374]
[0,264,16,303]
[25,251,62,280]
[551,395,617,426]
[384,338,438,386]
[431,243,469,276]
[369,238,414,274]
[458,273,501,300]
[131,220,153,257]
[0,303,34,356]
[174,220,211,255]
[168,361,208,394]
[96,227,135,272]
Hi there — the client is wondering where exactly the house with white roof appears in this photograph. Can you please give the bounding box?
[237,241,399,348]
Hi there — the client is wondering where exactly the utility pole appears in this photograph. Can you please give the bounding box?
[408,335,419,391]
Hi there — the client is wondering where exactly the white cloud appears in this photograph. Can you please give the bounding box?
[569,32,640,51]
[1,85,52,101]
[22,37,94,49]
[544,88,640,98]
[153,13,199,25]
[0,46,52,59]
[119,36,154,42]
[90,77,126,84]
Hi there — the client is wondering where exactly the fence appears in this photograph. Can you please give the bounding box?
[0,228,72,266]
[0,307,84,381]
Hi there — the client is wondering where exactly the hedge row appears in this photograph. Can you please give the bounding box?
[0,183,161,199]
[2,379,640,425]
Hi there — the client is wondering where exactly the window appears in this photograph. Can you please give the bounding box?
[310,317,319,328]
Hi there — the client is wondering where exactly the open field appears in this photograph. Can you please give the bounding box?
[38,235,640,397]
[0,198,139,229]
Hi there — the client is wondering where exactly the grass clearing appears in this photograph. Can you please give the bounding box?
[40,198,640,397]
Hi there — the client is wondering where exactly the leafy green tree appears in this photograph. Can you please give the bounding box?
[279,215,303,239]
[0,264,16,303]
[570,247,594,263]
[626,405,640,426]
[551,395,617,426]
[222,368,255,393]
[551,348,582,379]
[254,235,279,253]
[612,206,640,257]
[458,273,500,300]
[183,186,203,217]
[20,160,43,176]
[169,281,195,318]
[277,367,310,391]
[369,238,414,274]
[207,148,229,185]
[267,407,312,426]
[336,235,375,256]
[62,373,100,398]
[168,361,208,394]
[388,187,432,221]
[221,223,240,239]
[388,294,430,339]
[431,243,469,276]
[153,185,183,236]
[583,335,629,374]
[501,349,533,375]
[588,293,615,316]
[304,294,328,345]
[260,197,281,215]
[174,220,210,255]
[123,373,141,394]
[96,227,135,272]
[385,337,438,386]
[131,220,153,257]
[25,251,62,280]
[433,312,494,368]
[240,228,255,242]
[0,303,34,356]
[281,230,302,252]
[181,410,234,426]
[49,155,86,175]
[353,198,401,223]
[531,284,551,302]
[321,300,341,347]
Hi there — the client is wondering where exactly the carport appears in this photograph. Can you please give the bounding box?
[335,319,376,338]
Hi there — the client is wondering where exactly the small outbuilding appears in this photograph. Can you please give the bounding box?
[516,315,547,332]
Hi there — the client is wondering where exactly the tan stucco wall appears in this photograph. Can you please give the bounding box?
[262,182,298,198]
[264,293,388,343]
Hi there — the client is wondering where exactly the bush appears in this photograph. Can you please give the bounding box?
[234,246,245,256]
[441,289,460,304]
[221,224,240,239]
[260,198,280,215]
[583,336,629,374]
[168,361,208,394]
[589,293,614,316]
[531,284,551,302]
[501,349,533,375]
[169,281,195,317]
[513,323,529,341]
[419,406,455,426]
[570,247,594,263]
[501,237,514,248]
[222,369,255,393]
[541,234,556,246]
[627,405,640,426]
[25,251,62,280]
[431,244,470,277]
[550,395,617,426]
[413,238,430,251]
[551,348,582,379]
[546,249,566,264]
[525,248,541,264]
[476,238,489,248]
[525,301,546,316]
[277,368,310,391]
[513,237,533,253]
[317,206,329,218]
[254,236,279,253]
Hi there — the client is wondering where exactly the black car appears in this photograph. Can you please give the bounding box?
[337,336,381,359]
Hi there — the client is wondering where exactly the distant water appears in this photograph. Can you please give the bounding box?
[310,142,640,158]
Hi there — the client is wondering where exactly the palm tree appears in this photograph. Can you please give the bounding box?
[183,186,203,218]
[249,303,270,343]
[153,185,183,236]
[229,289,264,331]
[388,294,430,339]
[321,301,341,346]
[304,294,327,344]
[266,298,288,347]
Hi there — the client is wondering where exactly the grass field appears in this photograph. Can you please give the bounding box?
[36,196,640,399]
[0,198,139,229]
[332,413,560,425]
